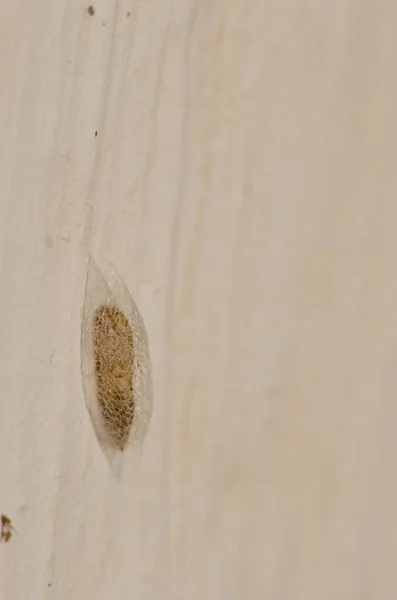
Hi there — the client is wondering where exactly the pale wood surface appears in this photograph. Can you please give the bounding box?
[1,1,397,599]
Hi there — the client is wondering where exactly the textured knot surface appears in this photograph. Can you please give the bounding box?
[93,304,135,451]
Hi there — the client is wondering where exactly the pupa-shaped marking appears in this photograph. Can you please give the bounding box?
[93,304,134,450]
[81,257,152,455]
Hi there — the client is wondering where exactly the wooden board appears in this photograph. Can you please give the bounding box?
[1,1,397,598]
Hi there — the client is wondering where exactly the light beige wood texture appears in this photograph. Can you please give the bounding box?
[1,1,397,599]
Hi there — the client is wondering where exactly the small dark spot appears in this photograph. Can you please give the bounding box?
[87,5,95,16]
[1,514,15,543]
[95,131,98,137]
[47,583,52,587]
[126,12,131,17]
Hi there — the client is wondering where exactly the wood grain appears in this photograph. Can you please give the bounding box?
[1,1,397,599]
